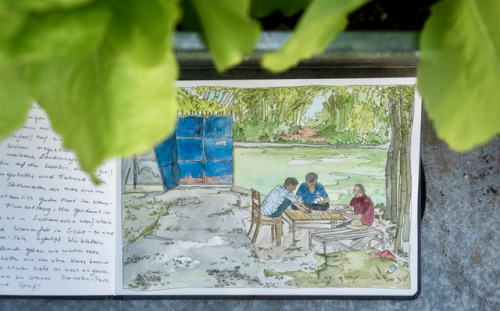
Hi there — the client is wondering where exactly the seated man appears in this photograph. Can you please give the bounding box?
[261,177,310,217]
[339,183,374,227]
[295,172,330,210]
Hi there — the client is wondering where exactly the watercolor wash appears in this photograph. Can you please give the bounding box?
[121,79,420,295]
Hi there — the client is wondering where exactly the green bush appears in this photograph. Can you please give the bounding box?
[317,122,357,145]
[234,118,290,142]
[316,120,389,146]
[366,132,389,146]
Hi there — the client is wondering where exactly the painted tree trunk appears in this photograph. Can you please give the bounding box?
[384,137,394,221]
[390,94,401,223]
[324,94,340,126]
[395,134,407,253]
[336,96,343,132]
[395,90,414,252]
[401,139,412,244]
[341,91,356,131]
[385,96,400,221]
[403,99,415,243]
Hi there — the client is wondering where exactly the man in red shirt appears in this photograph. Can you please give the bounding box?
[339,184,374,227]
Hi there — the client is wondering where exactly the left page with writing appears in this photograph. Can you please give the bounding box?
[0,105,117,296]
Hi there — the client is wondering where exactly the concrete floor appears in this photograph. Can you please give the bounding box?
[121,186,405,292]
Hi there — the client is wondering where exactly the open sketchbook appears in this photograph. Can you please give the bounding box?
[0,79,421,297]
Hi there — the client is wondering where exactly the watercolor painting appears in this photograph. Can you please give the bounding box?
[119,79,420,296]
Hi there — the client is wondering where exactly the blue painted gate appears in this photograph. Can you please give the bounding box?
[154,134,180,190]
[155,115,233,189]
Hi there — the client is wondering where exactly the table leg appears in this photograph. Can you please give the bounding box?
[287,220,300,250]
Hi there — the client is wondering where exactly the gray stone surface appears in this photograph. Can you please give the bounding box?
[1,111,498,310]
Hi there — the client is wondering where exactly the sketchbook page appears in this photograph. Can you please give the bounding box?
[0,105,116,296]
[116,78,420,297]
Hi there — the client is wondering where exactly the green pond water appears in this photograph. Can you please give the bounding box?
[234,146,388,206]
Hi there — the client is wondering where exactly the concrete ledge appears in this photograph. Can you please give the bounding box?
[175,31,419,69]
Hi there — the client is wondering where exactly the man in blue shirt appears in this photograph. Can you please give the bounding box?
[261,177,310,217]
[295,172,330,210]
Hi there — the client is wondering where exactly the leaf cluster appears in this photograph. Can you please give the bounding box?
[0,0,498,180]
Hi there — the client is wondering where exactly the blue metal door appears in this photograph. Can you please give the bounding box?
[176,116,204,183]
[155,115,233,189]
[203,115,233,183]
[154,134,180,190]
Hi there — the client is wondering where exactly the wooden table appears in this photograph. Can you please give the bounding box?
[309,227,385,254]
[283,209,346,245]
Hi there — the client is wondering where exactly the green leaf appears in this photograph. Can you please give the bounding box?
[417,0,500,151]
[0,65,33,139]
[0,1,95,60]
[107,0,173,66]
[250,0,311,18]
[24,0,181,181]
[190,0,261,71]
[7,2,110,63]
[0,0,94,12]
[262,0,368,73]
[0,9,28,62]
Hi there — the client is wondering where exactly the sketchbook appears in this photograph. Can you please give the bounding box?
[0,78,421,297]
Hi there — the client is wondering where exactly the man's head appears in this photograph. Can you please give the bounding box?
[284,177,299,191]
[353,184,366,197]
[305,172,318,187]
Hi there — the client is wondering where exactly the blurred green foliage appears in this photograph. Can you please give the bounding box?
[0,0,498,179]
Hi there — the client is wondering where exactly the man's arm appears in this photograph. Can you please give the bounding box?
[285,190,310,213]
[340,211,362,220]
[318,184,330,204]
[340,199,356,218]
[292,202,311,213]
[343,205,353,211]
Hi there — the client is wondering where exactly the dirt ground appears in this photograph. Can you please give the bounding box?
[121,186,409,291]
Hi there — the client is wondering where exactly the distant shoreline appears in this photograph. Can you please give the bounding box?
[234,142,389,150]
